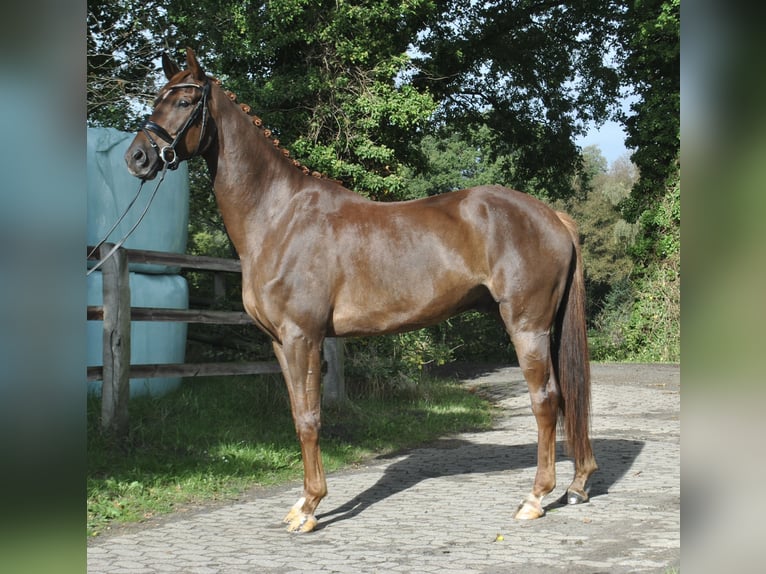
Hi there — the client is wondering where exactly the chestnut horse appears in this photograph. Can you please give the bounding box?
[125,49,597,533]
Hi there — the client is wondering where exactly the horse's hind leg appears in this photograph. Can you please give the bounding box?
[507,328,560,520]
[272,335,327,533]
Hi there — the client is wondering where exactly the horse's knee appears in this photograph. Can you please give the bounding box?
[296,424,319,444]
[294,412,321,442]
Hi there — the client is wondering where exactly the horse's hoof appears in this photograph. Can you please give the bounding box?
[286,513,318,533]
[514,496,544,520]
[283,497,305,524]
[566,489,588,505]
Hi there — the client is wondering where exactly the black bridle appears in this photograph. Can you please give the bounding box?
[140,80,212,169]
[87,80,212,275]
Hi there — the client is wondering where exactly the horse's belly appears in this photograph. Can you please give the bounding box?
[329,276,489,337]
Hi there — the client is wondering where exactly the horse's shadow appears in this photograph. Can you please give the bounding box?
[316,438,642,528]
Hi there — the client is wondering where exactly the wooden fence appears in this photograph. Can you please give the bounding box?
[87,243,345,435]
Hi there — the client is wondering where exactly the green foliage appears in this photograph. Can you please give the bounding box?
[415,0,624,198]
[435,312,513,363]
[87,0,170,129]
[626,262,680,362]
[589,249,679,363]
[165,0,438,199]
[629,160,681,265]
[628,167,680,361]
[88,0,631,199]
[345,310,514,399]
[345,329,455,398]
[618,0,680,222]
[588,277,633,359]
[578,190,635,317]
[589,165,680,362]
[555,146,638,325]
[400,124,517,197]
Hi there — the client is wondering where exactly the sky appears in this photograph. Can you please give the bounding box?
[575,119,631,167]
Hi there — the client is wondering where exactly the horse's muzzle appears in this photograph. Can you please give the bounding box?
[125,139,161,181]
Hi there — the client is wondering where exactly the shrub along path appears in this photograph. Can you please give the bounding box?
[87,363,680,573]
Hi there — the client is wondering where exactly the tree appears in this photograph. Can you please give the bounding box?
[555,146,637,323]
[88,1,630,200]
[412,0,624,199]
[590,164,679,362]
[87,0,170,129]
[399,124,516,198]
[617,0,679,224]
[163,0,438,199]
[573,147,636,285]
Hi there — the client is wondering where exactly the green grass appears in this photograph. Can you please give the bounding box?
[87,374,493,537]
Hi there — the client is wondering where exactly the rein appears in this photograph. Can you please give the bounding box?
[87,79,211,275]
[86,165,168,276]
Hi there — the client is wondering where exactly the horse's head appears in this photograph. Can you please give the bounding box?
[125,48,215,180]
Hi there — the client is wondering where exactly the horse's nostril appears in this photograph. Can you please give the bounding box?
[132,148,146,163]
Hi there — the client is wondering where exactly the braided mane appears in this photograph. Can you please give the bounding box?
[211,77,328,180]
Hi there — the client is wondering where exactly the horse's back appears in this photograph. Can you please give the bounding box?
[318,185,574,336]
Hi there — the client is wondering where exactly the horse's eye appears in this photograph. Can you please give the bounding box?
[178,100,191,108]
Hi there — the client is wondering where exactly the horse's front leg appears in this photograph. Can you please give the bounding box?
[272,336,326,533]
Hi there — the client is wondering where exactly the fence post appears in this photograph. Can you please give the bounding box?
[100,243,131,436]
[322,337,346,405]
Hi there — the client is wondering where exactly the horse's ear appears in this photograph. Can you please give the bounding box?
[185,48,206,81]
[162,53,181,80]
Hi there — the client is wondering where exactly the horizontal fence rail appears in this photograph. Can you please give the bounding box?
[86,306,255,326]
[87,244,344,435]
[104,246,243,272]
[86,361,282,382]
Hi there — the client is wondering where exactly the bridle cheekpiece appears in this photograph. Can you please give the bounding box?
[140,80,211,170]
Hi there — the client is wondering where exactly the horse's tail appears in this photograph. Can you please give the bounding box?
[554,212,594,470]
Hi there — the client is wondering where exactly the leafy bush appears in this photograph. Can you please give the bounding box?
[590,168,680,362]
[588,278,635,360]
[344,311,516,398]
[435,312,514,364]
[344,330,452,398]
[590,253,679,362]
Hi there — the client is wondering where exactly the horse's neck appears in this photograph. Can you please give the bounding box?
[204,89,300,252]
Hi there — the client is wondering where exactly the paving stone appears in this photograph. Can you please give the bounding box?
[88,364,680,573]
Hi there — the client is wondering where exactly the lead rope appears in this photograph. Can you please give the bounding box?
[86,163,169,276]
